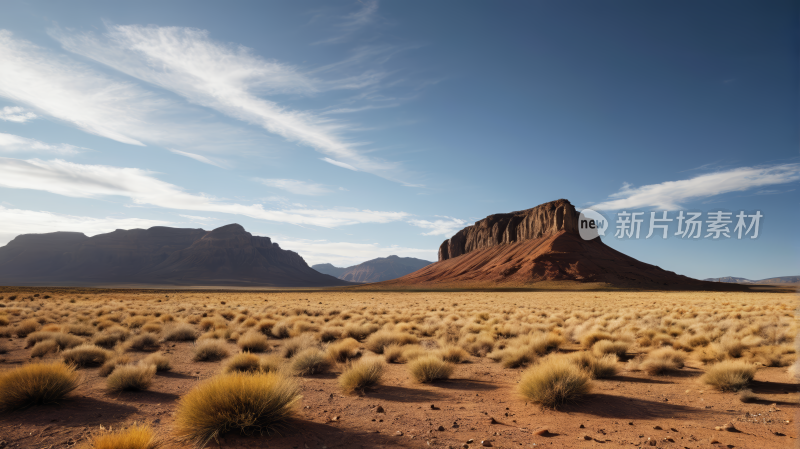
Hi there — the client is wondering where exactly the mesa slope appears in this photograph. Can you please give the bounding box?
[373,199,745,290]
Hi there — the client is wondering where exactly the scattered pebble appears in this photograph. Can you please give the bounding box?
[376,405,385,413]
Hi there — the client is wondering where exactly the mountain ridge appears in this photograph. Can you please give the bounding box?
[312,255,432,283]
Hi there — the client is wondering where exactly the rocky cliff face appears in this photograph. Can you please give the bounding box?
[0,224,349,287]
[438,199,579,261]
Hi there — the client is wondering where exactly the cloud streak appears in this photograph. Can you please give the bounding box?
[169,149,227,168]
[591,163,800,210]
[408,217,467,237]
[53,24,397,175]
[0,205,171,246]
[0,133,85,155]
[257,178,332,196]
[0,157,408,227]
[0,106,37,123]
[274,236,434,266]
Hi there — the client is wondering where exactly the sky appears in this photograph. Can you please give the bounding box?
[0,0,797,280]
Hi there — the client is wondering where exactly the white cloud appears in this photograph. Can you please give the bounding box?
[322,157,358,171]
[274,237,435,267]
[0,30,263,154]
[178,214,215,224]
[257,178,332,196]
[408,217,467,237]
[0,205,171,246]
[52,24,397,175]
[0,157,409,228]
[591,163,800,211]
[0,106,37,123]
[169,149,227,168]
[315,0,380,45]
[0,133,84,155]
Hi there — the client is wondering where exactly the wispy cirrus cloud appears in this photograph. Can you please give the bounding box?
[256,178,332,196]
[0,157,408,227]
[0,106,37,123]
[169,149,227,168]
[321,157,358,171]
[52,24,399,177]
[591,163,800,211]
[0,30,264,154]
[408,217,467,237]
[0,133,86,156]
[273,236,434,266]
[314,0,380,45]
[0,205,171,246]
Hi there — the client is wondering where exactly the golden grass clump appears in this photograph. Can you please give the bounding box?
[31,339,59,358]
[437,344,469,364]
[0,362,79,411]
[99,355,132,377]
[339,357,385,394]
[364,330,419,354]
[326,337,361,363]
[223,352,262,374]
[174,372,301,448]
[518,356,592,409]
[637,347,687,375]
[408,355,454,383]
[383,344,407,363]
[280,334,315,358]
[62,343,111,367]
[14,318,40,337]
[592,340,630,358]
[701,360,757,391]
[565,351,619,378]
[237,331,270,353]
[290,348,330,375]
[106,363,156,392]
[579,330,613,349]
[142,353,171,372]
[126,333,160,351]
[91,424,161,449]
[163,323,198,342]
[193,339,230,362]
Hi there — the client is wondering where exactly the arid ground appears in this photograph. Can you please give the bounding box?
[0,287,796,449]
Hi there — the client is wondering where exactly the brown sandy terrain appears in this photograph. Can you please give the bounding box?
[0,288,796,449]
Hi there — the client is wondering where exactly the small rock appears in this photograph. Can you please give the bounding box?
[481,441,492,447]
[0,441,7,448]
[437,426,445,431]
[670,428,678,432]
[488,417,499,425]
[462,445,469,449]
[773,431,786,436]
[152,418,160,424]
[647,439,656,446]
[331,415,340,422]
[653,426,662,430]
[714,422,736,432]
[452,421,460,428]
[376,406,385,413]
[582,435,592,440]
[467,439,474,444]
[710,440,720,444]
[395,431,403,436]
[579,424,585,428]
[628,422,633,425]
[533,428,549,436]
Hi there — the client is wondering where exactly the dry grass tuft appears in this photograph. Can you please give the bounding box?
[702,360,757,391]
[326,338,361,363]
[174,372,301,447]
[61,344,111,367]
[223,352,262,374]
[638,347,687,376]
[126,333,160,352]
[91,424,161,449]
[365,330,418,354]
[339,357,385,394]
[0,362,79,411]
[163,323,198,342]
[592,340,630,358]
[408,355,454,383]
[290,348,330,376]
[106,363,156,392]
[518,356,592,409]
[237,331,270,353]
[566,351,618,378]
[142,353,171,372]
[193,340,230,362]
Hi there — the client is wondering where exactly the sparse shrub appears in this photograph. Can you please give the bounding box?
[99,355,132,377]
[518,356,592,409]
[30,339,59,358]
[174,372,301,447]
[566,351,618,378]
[383,344,406,363]
[738,388,757,403]
[106,363,156,392]
[62,344,111,367]
[342,323,379,341]
[14,319,40,337]
[592,340,629,358]
[142,353,171,372]
[460,333,495,356]
[291,348,330,375]
[327,338,361,363]
[702,360,757,391]
[237,331,269,353]
[0,362,79,411]
[340,357,385,394]
[259,354,284,373]
[408,355,454,383]
[91,424,161,449]
[639,347,687,375]
[223,352,262,374]
[92,328,129,348]
[193,340,230,362]
[126,333,160,351]
[163,323,198,342]
[141,323,163,334]
[365,330,418,354]
[65,323,95,337]
[401,345,427,362]
[281,334,315,358]
[579,330,613,349]
[437,344,469,364]
[318,326,342,342]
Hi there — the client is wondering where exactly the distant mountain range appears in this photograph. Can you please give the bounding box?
[312,255,432,283]
[0,224,350,287]
[704,276,800,284]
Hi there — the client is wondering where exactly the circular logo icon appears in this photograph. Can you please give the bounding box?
[578,209,608,240]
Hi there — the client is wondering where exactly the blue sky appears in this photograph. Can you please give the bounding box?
[0,0,796,279]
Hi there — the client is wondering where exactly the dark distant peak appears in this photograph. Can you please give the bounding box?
[207,224,248,237]
[387,255,399,259]
[314,263,343,268]
[8,231,88,245]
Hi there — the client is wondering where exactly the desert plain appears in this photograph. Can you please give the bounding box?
[0,287,796,449]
